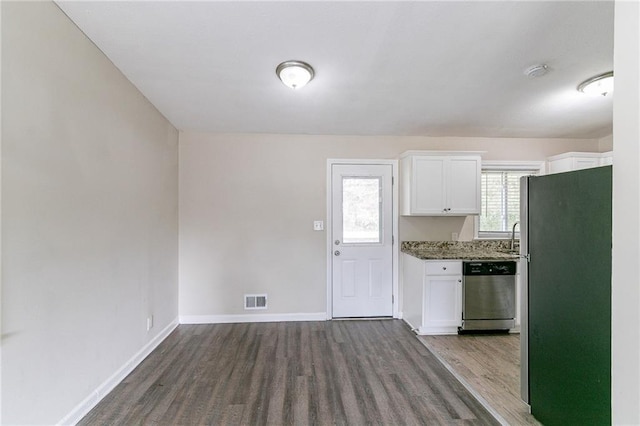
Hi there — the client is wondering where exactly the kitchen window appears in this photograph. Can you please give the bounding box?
[477,162,544,239]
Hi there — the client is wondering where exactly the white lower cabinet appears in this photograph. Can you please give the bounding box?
[402,254,462,335]
[403,254,520,335]
[424,275,463,333]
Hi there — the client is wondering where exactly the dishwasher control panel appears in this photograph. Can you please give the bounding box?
[463,261,516,275]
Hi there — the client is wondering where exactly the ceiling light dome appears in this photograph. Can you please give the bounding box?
[276,60,314,90]
[578,71,614,96]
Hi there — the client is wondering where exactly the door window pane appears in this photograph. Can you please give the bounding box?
[342,177,381,243]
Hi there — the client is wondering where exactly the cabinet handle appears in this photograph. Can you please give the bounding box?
[442,267,447,270]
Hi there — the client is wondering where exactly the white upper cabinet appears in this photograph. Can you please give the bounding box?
[600,151,613,166]
[547,152,612,174]
[401,152,481,216]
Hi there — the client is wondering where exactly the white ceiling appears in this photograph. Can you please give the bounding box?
[55,1,614,139]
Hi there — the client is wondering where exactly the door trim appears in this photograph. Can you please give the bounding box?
[326,159,399,320]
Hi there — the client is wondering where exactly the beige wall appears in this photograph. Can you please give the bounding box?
[179,132,600,318]
[599,134,614,151]
[1,2,179,424]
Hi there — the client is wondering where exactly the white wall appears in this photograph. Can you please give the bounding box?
[0,2,4,421]
[1,2,179,424]
[612,0,640,423]
[179,132,600,319]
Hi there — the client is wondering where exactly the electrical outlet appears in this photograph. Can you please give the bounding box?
[147,315,154,331]
[452,232,459,241]
[313,220,324,231]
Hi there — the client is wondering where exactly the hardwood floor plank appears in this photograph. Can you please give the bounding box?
[264,350,286,425]
[307,328,335,425]
[79,320,500,426]
[421,333,542,426]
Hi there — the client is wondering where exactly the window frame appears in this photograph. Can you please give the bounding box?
[475,161,545,240]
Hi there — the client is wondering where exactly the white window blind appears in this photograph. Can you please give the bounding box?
[479,170,535,236]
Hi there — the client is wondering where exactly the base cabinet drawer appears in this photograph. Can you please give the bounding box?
[425,260,462,276]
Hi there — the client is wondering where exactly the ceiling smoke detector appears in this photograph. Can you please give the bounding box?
[525,64,549,78]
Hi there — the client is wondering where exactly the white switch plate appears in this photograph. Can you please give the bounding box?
[313,220,324,231]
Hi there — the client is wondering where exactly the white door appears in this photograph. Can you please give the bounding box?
[331,164,393,317]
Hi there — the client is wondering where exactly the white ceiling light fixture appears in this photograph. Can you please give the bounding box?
[276,60,314,90]
[577,71,614,96]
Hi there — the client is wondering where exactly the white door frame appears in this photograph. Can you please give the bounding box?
[326,159,399,319]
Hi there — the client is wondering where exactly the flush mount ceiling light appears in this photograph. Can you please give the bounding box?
[276,60,314,90]
[577,71,614,96]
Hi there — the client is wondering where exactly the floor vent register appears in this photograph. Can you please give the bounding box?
[244,294,267,310]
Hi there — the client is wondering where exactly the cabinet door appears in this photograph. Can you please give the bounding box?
[547,158,573,174]
[447,157,481,214]
[411,156,446,214]
[548,154,603,174]
[600,152,613,166]
[424,275,462,331]
[573,157,600,170]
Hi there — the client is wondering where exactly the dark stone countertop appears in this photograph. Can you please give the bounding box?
[401,240,520,261]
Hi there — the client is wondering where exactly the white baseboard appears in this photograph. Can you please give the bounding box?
[179,312,327,324]
[417,325,459,335]
[402,318,420,334]
[58,317,179,426]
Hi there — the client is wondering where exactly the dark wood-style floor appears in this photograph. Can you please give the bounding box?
[80,320,499,425]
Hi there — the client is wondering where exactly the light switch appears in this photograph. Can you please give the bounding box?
[313,220,324,231]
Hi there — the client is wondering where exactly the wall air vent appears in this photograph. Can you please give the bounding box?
[244,294,267,310]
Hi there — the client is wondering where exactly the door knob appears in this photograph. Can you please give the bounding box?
[334,250,341,256]
[335,240,340,245]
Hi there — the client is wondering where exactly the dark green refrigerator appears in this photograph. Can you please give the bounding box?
[520,166,612,425]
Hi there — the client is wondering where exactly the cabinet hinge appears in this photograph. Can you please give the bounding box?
[392,295,394,304]
[392,235,395,245]
[392,176,395,185]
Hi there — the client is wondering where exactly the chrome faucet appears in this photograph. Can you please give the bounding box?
[510,221,520,251]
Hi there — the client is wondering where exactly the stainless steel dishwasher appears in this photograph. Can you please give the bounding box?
[460,261,516,332]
